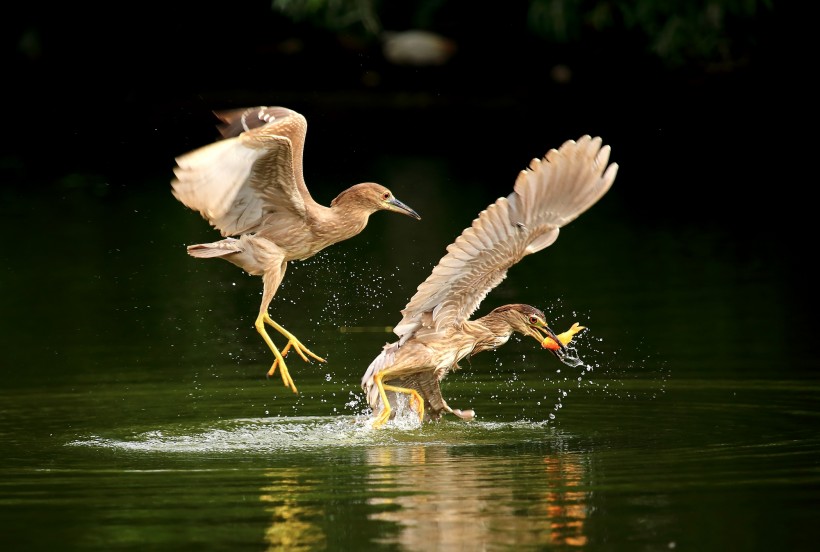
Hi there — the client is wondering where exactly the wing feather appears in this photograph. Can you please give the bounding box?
[171,107,318,237]
[393,135,618,344]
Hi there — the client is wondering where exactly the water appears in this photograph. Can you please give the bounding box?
[1,137,816,550]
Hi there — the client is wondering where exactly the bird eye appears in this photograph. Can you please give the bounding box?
[382,192,391,200]
[529,316,538,324]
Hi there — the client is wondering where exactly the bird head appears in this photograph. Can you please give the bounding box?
[334,183,421,220]
[497,304,568,355]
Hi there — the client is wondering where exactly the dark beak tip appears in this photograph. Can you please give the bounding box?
[545,327,568,354]
[389,198,421,220]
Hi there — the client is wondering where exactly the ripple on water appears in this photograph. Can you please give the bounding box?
[66,411,560,455]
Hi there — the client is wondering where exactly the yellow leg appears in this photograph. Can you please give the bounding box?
[371,374,425,428]
[255,315,298,393]
[261,315,327,394]
[371,374,393,427]
[384,384,424,423]
[254,313,327,393]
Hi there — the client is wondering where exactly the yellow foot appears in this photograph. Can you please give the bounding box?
[266,341,293,379]
[371,407,392,429]
[411,394,425,423]
[255,313,329,394]
[384,384,425,423]
[266,354,298,394]
[382,384,424,422]
[371,375,426,428]
[264,314,326,363]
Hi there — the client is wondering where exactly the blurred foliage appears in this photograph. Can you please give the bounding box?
[272,0,383,34]
[272,0,774,69]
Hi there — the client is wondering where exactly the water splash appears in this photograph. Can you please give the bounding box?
[555,345,585,368]
[542,329,670,426]
[372,393,424,431]
[68,417,387,454]
[65,415,561,454]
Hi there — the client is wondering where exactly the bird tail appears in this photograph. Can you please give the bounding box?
[186,238,242,259]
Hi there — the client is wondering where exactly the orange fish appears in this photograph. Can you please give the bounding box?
[542,322,586,350]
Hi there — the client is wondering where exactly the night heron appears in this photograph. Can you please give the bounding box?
[172,106,421,394]
[361,135,618,427]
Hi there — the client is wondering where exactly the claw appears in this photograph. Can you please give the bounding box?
[255,313,327,394]
[371,407,392,428]
[263,314,326,363]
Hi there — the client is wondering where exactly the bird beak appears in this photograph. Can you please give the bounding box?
[386,196,421,220]
[531,324,568,355]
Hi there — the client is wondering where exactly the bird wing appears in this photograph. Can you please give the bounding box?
[392,135,618,344]
[171,107,318,237]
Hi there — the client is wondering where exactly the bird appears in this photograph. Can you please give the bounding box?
[361,135,618,427]
[171,106,421,394]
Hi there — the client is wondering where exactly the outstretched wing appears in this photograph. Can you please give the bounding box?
[171,106,319,237]
[392,135,618,344]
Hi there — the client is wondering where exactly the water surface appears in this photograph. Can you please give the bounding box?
[1,145,816,551]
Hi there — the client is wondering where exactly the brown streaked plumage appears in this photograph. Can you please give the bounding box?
[172,106,421,394]
[361,135,618,427]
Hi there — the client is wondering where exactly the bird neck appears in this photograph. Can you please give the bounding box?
[467,315,514,355]
[312,203,370,244]
[318,201,372,243]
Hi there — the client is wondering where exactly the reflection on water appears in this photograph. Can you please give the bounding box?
[364,445,589,549]
[261,474,327,552]
[68,416,594,549]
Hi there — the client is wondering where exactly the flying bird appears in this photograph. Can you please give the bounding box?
[361,135,617,427]
[172,106,421,394]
